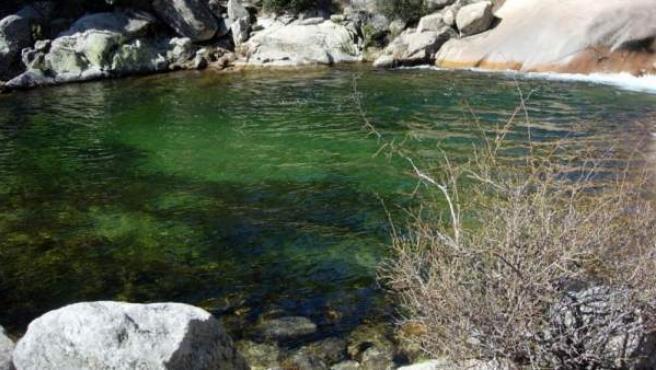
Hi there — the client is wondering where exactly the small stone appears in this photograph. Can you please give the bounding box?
[373,54,395,68]
[298,337,347,365]
[331,361,361,370]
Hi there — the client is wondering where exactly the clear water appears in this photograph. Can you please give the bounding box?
[1,66,655,338]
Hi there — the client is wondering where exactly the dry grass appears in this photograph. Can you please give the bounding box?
[373,89,656,368]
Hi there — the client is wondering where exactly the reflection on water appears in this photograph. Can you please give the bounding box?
[0,66,655,339]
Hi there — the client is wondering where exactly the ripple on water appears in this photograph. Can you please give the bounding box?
[0,67,655,336]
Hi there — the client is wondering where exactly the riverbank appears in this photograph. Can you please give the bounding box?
[2,0,654,93]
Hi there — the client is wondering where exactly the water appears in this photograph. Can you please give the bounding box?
[1,66,655,339]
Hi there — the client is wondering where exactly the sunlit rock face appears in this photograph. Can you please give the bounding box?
[436,0,656,74]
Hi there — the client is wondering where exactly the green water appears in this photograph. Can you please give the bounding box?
[1,66,655,338]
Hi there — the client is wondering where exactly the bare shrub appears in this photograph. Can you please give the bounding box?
[377,95,656,368]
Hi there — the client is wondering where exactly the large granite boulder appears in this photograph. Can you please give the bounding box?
[436,0,656,74]
[455,1,493,36]
[6,11,200,89]
[373,27,455,68]
[12,301,248,370]
[241,20,360,66]
[152,0,218,41]
[0,14,33,80]
[0,326,13,370]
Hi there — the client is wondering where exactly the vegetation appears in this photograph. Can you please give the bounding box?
[376,96,656,368]
[376,0,427,23]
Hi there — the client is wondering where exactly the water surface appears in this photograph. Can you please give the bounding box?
[1,66,655,338]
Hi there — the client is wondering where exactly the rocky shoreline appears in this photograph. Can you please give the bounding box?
[4,0,654,94]
[0,301,515,370]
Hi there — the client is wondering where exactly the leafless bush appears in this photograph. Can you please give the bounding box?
[375,90,656,369]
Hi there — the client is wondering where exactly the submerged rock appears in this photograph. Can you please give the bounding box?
[153,0,219,41]
[286,337,347,368]
[255,316,318,341]
[235,340,281,370]
[0,326,13,370]
[373,27,455,68]
[283,350,330,370]
[12,301,248,370]
[346,324,395,364]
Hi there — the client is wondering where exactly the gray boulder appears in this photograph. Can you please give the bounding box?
[548,286,656,370]
[242,20,360,66]
[416,13,446,33]
[346,324,395,364]
[0,326,13,370]
[373,27,455,67]
[12,301,248,370]
[425,0,457,12]
[455,1,493,36]
[6,11,200,90]
[153,0,218,41]
[361,13,390,47]
[227,0,251,46]
[0,14,32,80]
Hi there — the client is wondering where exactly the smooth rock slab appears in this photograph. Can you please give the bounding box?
[12,301,247,370]
[0,326,13,370]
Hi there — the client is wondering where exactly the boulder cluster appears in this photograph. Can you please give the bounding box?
[0,0,497,92]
